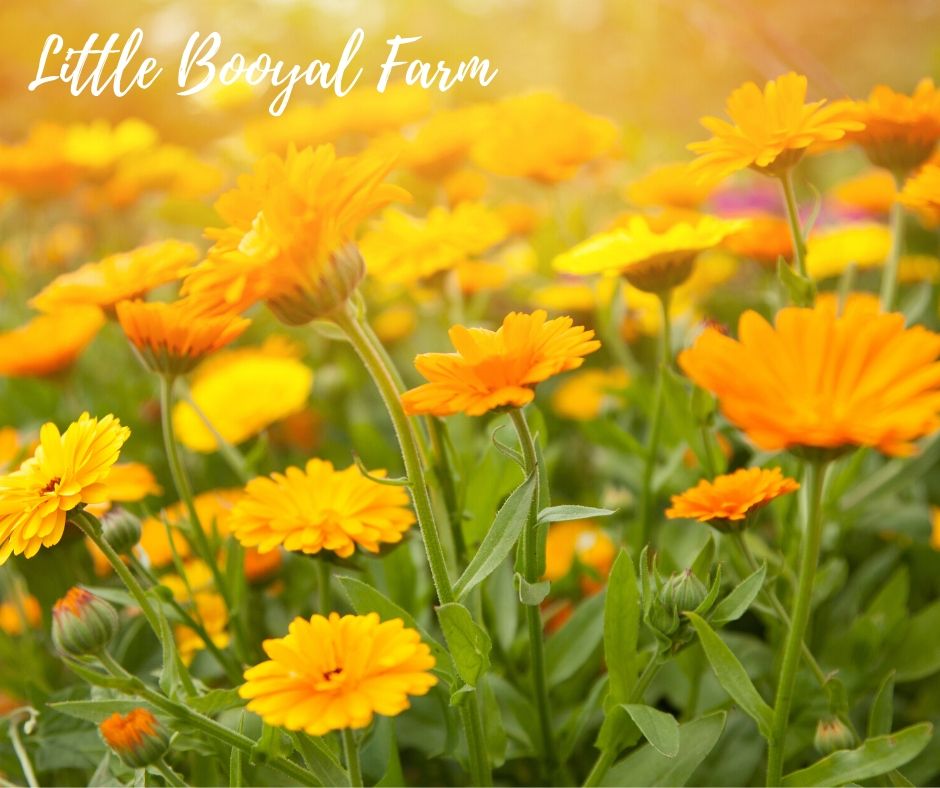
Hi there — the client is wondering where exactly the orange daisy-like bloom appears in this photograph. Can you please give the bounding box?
[182,144,409,323]
[0,413,130,563]
[30,240,198,313]
[401,310,601,417]
[843,80,940,172]
[678,299,940,457]
[116,298,250,376]
[544,519,616,594]
[899,163,940,226]
[0,307,104,377]
[688,72,863,181]
[227,459,414,558]
[722,213,793,265]
[99,708,169,768]
[666,467,800,531]
[240,612,437,735]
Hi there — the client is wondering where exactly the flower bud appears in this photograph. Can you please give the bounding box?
[661,569,708,614]
[101,508,141,555]
[814,717,855,754]
[52,587,118,657]
[99,708,170,768]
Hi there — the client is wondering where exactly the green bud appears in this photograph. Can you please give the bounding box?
[52,587,118,657]
[101,508,141,555]
[814,717,855,755]
[661,569,708,614]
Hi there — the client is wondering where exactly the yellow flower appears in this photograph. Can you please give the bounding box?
[688,73,863,181]
[240,612,437,735]
[0,593,41,636]
[554,215,743,292]
[0,307,104,377]
[443,168,489,205]
[551,368,630,421]
[84,461,163,522]
[401,311,600,417]
[360,202,508,285]
[456,242,536,295]
[722,213,793,265]
[626,162,718,210]
[471,93,619,183]
[172,339,313,452]
[844,80,940,172]
[544,520,616,594]
[0,413,130,563]
[399,104,494,179]
[31,240,198,313]
[528,282,598,313]
[175,592,230,665]
[830,170,897,217]
[900,163,940,226]
[0,123,80,197]
[898,254,940,284]
[102,144,223,208]
[805,223,892,280]
[227,459,415,558]
[62,119,158,172]
[372,305,418,345]
[678,300,940,457]
[116,298,250,376]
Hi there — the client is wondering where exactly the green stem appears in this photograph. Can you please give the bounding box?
[8,711,39,788]
[880,181,906,311]
[154,758,187,787]
[178,386,252,484]
[342,729,363,788]
[332,303,492,787]
[766,461,828,787]
[583,748,616,788]
[779,170,808,279]
[509,408,557,776]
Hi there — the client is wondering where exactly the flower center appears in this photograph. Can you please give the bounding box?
[40,476,61,495]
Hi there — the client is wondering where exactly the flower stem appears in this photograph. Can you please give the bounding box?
[779,171,808,279]
[154,758,187,787]
[509,408,557,776]
[880,181,906,311]
[766,460,829,787]
[8,710,39,788]
[332,302,492,787]
[342,729,363,788]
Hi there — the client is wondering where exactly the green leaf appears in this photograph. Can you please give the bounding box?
[711,563,766,625]
[868,671,896,738]
[686,612,773,739]
[777,256,815,306]
[690,536,715,581]
[621,704,680,757]
[841,433,940,513]
[546,592,606,685]
[482,677,508,768]
[515,573,551,605]
[537,505,616,525]
[186,688,245,716]
[894,600,940,682]
[602,711,727,786]
[153,597,182,696]
[291,732,346,787]
[454,472,536,599]
[49,699,157,724]
[436,603,492,687]
[605,550,639,704]
[782,723,933,787]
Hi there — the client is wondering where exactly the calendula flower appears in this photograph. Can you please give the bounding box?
[84,461,162,522]
[443,168,489,205]
[554,215,743,292]
[805,223,892,280]
[0,123,80,197]
[138,489,241,568]
[61,118,158,172]
[240,612,437,735]
[544,520,616,594]
[678,300,940,457]
[176,592,230,665]
[666,467,800,530]
[831,170,897,218]
[99,709,170,769]
[182,145,409,323]
[30,240,198,313]
[899,163,940,225]
[529,282,598,313]
[102,144,223,208]
[401,310,600,417]
[116,298,250,376]
[723,213,793,265]
[626,162,718,210]
[172,339,313,452]
[227,459,415,558]
[242,546,283,583]
[0,413,130,563]
[688,73,863,181]
[455,241,536,295]
[372,305,418,345]
[471,92,619,183]
[551,368,630,421]
[0,593,41,636]
[844,80,940,172]
[0,307,104,377]
[399,104,494,179]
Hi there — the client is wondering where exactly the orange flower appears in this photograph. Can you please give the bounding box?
[899,163,940,226]
[722,213,793,265]
[116,298,250,375]
[138,489,241,568]
[0,593,42,636]
[30,240,198,313]
[678,299,940,457]
[0,307,104,377]
[99,709,169,768]
[626,162,718,210]
[544,520,616,594]
[401,310,601,417]
[688,73,863,181]
[830,170,897,217]
[666,467,800,530]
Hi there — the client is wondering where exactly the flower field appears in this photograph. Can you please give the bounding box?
[1,3,940,787]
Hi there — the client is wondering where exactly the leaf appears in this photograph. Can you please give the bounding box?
[436,603,492,687]
[454,472,536,599]
[782,723,933,787]
[685,612,773,739]
[537,505,616,525]
[690,536,715,581]
[711,563,766,625]
[841,432,940,513]
[869,671,896,738]
[605,550,639,705]
[49,699,158,724]
[621,704,680,758]
[602,711,727,787]
[894,600,940,682]
[515,574,550,606]
[291,732,347,787]
[777,256,815,306]
[186,688,245,716]
[545,592,606,685]
[153,599,182,697]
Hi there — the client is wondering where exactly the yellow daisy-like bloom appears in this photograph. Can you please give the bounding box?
[84,462,163,526]
[172,339,313,452]
[666,467,800,531]
[227,459,415,558]
[0,123,80,197]
[182,145,409,323]
[0,593,42,636]
[830,170,897,217]
[372,305,418,345]
[678,299,940,457]
[626,162,718,210]
[116,299,250,376]
[399,104,494,179]
[401,310,601,417]
[899,163,940,226]
[0,413,130,563]
[544,520,616,594]
[102,144,223,208]
[844,80,940,172]
[553,215,744,293]
[240,612,437,735]
[471,92,619,183]
[0,307,104,377]
[551,368,630,421]
[805,223,892,280]
[360,202,508,285]
[138,489,241,568]
[688,72,863,181]
[722,213,793,265]
[30,240,198,314]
